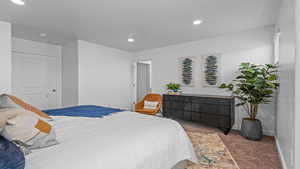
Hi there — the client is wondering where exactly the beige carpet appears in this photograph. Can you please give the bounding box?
[186,131,240,169]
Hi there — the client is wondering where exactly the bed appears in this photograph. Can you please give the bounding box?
[25,110,197,169]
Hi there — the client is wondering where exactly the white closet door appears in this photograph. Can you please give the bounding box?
[12,52,58,109]
[47,57,58,108]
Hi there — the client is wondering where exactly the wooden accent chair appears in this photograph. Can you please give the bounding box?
[135,94,162,115]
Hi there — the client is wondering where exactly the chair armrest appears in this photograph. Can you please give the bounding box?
[135,100,144,111]
[156,100,162,111]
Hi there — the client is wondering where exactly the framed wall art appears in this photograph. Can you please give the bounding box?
[201,54,221,87]
[179,56,195,87]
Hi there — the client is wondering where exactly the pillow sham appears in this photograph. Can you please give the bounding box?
[0,94,52,120]
[0,108,21,128]
[0,135,25,169]
[1,108,58,152]
[143,101,159,110]
[0,108,19,133]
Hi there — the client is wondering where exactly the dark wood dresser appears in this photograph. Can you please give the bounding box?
[162,94,235,134]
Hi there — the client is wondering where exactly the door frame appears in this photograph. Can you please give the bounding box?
[133,59,152,107]
[12,50,62,108]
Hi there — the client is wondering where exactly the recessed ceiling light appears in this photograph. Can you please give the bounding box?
[128,38,135,42]
[193,20,203,25]
[10,0,25,5]
[40,33,47,37]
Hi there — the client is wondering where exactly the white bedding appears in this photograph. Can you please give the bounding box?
[25,111,197,169]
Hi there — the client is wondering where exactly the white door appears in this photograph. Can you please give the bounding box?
[137,62,151,101]
[47,57,58,108]
[12,52,58,109]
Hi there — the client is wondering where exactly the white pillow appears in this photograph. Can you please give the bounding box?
[1,108,58,153]
[0,94,53,121]
[0,95,17,108]
[143,101,159,110]
[0,108,21,128]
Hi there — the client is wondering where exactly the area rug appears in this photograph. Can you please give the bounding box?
[186,131,240,169]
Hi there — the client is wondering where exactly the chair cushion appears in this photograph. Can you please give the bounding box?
[143,101,159,110]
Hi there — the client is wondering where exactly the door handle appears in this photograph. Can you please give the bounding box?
[46,89,56,98]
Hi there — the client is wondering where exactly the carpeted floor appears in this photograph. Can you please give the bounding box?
[178,120,282,169]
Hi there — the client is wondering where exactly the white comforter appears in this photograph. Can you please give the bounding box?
[25,111,197,169]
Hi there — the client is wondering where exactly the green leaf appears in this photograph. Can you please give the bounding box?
[247,68,255,73]
[219,83,228,88]
[233,89,241,94]
[241,62,250,68]
[246,78,256,83]
[236,75,246,79]
[263,90,273,95]
[267,74,277,81]
[266,82,276,88]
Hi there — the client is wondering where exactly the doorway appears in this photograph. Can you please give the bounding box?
[12,52,60,109]
[136,60,152,102]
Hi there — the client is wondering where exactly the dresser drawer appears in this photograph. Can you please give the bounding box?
[191,103,201,112]
[165,102,184,109]
[199,103,221,115]
[184,102,192,111]
[200,114,231,128]
[183,111,192,121]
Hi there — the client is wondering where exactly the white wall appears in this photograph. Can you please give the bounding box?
[135,26,275,135]
[275,0,296,168]
[12,38,61,57]
[62,41,79,106]
[11,37,62,107]
[294,0,300,169]
[0,21,11,94]
[78,40,133,110]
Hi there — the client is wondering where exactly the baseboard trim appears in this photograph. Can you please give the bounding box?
[275,136,288,169]
[263,130,275,136]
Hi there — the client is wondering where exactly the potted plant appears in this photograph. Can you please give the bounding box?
[166,83,181,94]
[219,63,279,140]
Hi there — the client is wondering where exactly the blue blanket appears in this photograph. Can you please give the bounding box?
[0,136,25,169]
[43,105,123,118]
